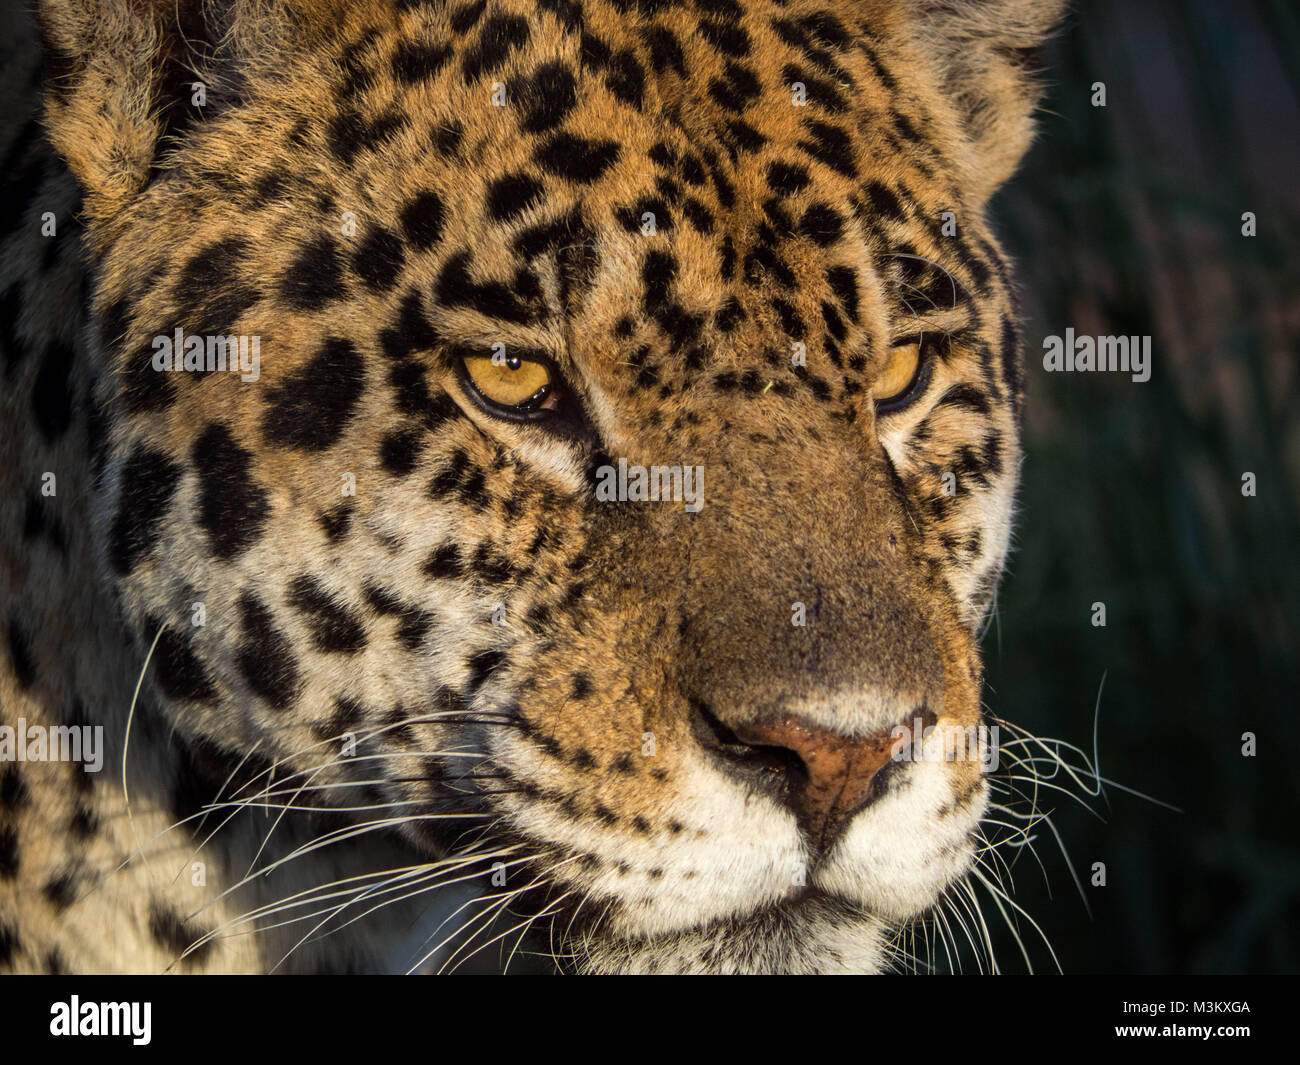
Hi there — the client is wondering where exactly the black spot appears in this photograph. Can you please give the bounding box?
[800,203,844,246]
[401,190,446,250]
[616,197,672,234]
[70,803,99,839]
[390,365,459,432]
[681,198,714,234]
[280,234,346,310]
[380,426,425,476]
[0,766,28,813]
[700,19,751,56]
[192,422,269,560]
[288,576,368,654]
[771,298,805,339]
[120,334,179,412]
[471,542,514,583]
[826,265,860,321]
[0,826,17,879]
[761,196,795,237]
[641,250,676,312]
[784,64,849,112]
[462,13,530,81]
[148,903,214,963]
[513,208,588,259]
[605,49,646,107]
[534,134,621,183]
[718,234,736,280]
[5,615,36,689]
[381,289,440,359]
[326,108,408,165]
[1000,314,1023,410]
[425,542,463,579]
[935,382,991,416]
[743,243,795,289]
[538,0,583,31]
[581,30,612,68]
[714,297,744,333]
[433,121,464,156]
[680,153,707,187]
[518,61,578,133]
[0,284,30,374]
[487,173,544,222]
[458,465,491,510]
[571,673,592,699]
[428,447,471,499]
[767,160,811,195]
[709,60,761,112]
[725,119,766,152]
[252,170,288,203]
[395,608,435,651]
[108,448,181,575]
[43,871,79,910]
[153,624,218,703]
[392,40,453,83]
[172,237,261,341]
[262,337,365,451]
[353,225,406,291]
[435,252,537,323]
[236,592,301,709]
[320,502,354,542]
[643,26,686,75]
[450,0,488,33]
[0,921,17,966]
[797,120,857,178]
[821,300,847,341]
[866,180,905,220]
[466,648,506,691]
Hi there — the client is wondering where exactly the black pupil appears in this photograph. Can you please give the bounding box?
[506,356,522,370]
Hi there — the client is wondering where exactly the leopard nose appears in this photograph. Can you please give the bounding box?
[731,714,914,847]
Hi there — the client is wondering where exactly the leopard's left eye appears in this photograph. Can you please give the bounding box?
[459,352,559,414]
[873,336,932,413]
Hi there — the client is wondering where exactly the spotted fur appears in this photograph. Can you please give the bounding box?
[0,0,1060,973]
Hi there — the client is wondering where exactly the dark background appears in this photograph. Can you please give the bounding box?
[976,0,1299,974]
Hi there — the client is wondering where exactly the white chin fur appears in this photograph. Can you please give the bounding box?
[555,753,986,972]
[573,899,893,974]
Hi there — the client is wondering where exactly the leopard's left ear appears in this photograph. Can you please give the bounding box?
[889,0,1065,204]
[35,0,357,231]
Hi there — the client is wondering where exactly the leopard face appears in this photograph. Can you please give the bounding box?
[36,0,1060,972]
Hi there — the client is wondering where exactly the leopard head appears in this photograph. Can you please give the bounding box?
[39,0,1060,972]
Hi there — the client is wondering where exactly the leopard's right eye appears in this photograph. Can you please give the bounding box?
[459,353,559,414]
[873,336,934,414]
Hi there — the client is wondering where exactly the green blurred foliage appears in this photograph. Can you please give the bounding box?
[977,0,1300,973]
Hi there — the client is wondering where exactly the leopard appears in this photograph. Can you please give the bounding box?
[0,0,1062,974]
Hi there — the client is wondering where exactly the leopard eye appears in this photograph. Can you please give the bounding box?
[873,337,931,413]
[460,352,557,413]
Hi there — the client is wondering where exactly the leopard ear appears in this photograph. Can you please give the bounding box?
[34,0,351,226]
[890,0,1065,203]
[35,0,223,223]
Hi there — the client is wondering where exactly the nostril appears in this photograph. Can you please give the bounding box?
[690,698,809,786]
[728,711,927,848]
